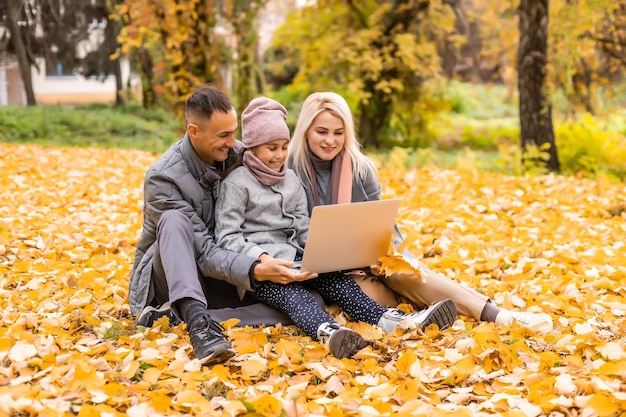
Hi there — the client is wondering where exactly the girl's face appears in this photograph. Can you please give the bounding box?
[306,111,345,161]
[251,139,289,172]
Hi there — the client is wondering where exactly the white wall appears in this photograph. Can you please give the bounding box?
[31,57,140,105]
[0,61,8,106]
[0,57,26,106]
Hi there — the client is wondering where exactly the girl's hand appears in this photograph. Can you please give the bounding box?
[253,258,317,284]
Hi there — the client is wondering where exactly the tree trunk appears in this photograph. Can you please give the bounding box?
[6,0,36,106]
[232,26,257,109]
[357,80,389,148]
[138,47,155,109]
[228,0,263,109]
[113,58,124,105]
[351,0,417,149]
[518,0,559,172]
[104,7,124,106]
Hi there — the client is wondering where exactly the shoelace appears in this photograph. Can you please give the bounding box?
[319,322,341,333]
[207,319,229,340]
[386,309,407,319]
[317,322,342,343]
[511,314,533,326]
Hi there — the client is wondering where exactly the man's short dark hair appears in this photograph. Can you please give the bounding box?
[185,85,233,124]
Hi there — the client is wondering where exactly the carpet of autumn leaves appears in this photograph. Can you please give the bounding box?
[1,143,625,417]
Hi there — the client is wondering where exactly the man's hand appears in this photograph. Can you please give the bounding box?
[253,258,317,284]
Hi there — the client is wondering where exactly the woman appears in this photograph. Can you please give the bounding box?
[288,92,553,333]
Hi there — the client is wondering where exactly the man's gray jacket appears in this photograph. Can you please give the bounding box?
[128,135,257,316]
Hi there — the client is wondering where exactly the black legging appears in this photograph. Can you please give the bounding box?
[255,271,386,338]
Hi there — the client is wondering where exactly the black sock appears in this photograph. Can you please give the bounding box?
[174,297,208,331]
[480,301,501,323]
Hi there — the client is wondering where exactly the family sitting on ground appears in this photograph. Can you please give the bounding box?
[128,85,554,366]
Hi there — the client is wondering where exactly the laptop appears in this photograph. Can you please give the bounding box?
[293,199,401,274]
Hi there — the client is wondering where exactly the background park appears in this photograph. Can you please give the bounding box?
[0,0,625,416]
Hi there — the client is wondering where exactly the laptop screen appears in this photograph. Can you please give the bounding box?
[297,199,401,274]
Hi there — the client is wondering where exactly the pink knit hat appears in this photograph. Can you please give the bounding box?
[241,97,290,148]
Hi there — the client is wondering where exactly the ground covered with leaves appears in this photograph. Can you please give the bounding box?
[1,143,625,417]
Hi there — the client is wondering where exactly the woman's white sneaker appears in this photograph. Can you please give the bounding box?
[496,311,554,333]
[377,299,457,333]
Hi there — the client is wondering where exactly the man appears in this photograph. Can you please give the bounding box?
[128,85,316,366]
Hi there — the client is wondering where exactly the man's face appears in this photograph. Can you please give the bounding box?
[188,108,238,165]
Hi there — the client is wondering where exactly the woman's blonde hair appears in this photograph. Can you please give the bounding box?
[289,92,375,184]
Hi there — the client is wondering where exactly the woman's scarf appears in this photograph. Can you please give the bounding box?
[243,150,286,186]
[307,149,353,206]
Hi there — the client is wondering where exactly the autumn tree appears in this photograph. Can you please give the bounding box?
[465,0,618,114]
[272,0,456,148]
[2,0,38,105]
[591,1,626,72]
[113,0,158,110]
[448,0,618,171]
[518,0,558,171]
[547,0,617,114]
[220,0,266,110]
[116,0,240,112]
[76,0,126,105]
[450,0,520,91]
[116,0,273,112]
[105,3,126,106]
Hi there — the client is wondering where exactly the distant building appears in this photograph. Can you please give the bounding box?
[0,21,138,106]
[0,56,136,106]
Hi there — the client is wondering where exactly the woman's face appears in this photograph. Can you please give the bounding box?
[306,111,345,161]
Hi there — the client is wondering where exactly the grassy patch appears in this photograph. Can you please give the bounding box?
[0,103,182,153]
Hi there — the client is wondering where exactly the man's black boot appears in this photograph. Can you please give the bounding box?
[176,298,236,366]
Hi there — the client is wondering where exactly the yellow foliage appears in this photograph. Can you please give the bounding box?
[378,252,426,281]
[1,144,626,416]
